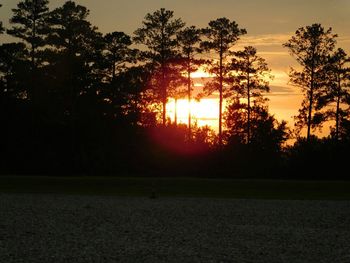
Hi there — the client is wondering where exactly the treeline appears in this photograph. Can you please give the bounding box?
[0,1,349,179]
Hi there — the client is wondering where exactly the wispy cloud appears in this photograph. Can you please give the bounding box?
[236,33,292,48]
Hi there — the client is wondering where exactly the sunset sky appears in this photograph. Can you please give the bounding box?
[1,0,349,134]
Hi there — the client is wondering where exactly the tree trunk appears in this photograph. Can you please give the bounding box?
[219,40,223,146]
[307,62,315,142]
[307,87,313,141]
[112,57,116,81]
[162,63,167,126]
[335,76,341,140]
[162,98,167,126]
[187,58,191,140]
[174,97,178,126]
[31,15,37,104]
[247,71,251,144]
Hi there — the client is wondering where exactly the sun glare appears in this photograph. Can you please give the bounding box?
[167,98,220,131]
[190,69,211,79]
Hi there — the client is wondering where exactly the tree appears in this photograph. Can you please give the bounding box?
[177,26,203,138]
[97,31,142,124]
[230,46,272,143]
[7,0,50,102]
[283,24,337,141]
[201,18,246,146]
[225,101,288,153]
[45,1,105,171]
[46,1,104,109]
[103,31,137,81]
[324,48,350,141]
[98,65,154,126]
[0,43,30,98]
[0,3,4,34]
[8,0,49,69]
[134,8,185,126]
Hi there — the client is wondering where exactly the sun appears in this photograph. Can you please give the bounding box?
[166,67,221,130]
[167,98,220,131]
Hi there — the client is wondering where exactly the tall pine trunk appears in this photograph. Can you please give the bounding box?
[162,63,167,126]
[218,40,223,146]
[174,97,178,126]
[335,77,341,140]
[187,58,192,140]
[247,72,251,144]
[307,61,315,142]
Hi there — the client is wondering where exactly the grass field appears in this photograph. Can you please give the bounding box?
[1,175,350,200]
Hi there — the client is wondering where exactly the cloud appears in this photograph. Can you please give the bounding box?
[236,33,292,48]
[269,85,296,94]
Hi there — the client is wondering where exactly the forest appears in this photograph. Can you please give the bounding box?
[0,0,349,179]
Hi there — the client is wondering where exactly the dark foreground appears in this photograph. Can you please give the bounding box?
[1,194,350,263]
[1,176,350,200]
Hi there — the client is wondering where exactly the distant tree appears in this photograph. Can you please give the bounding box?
[323,48,350,141]
[8,0,49,67]
[201,18,246,146]
[45,1,105,170]
[103,31,137,81]
[0,3,4,34]
[7,0,50,102]
[225,101,288,153]
[0,43,30,98]
[177,26,203,138]
[230,46,272,143]
[134,8,185,126]
[99,65,155,126]
[46,1,104,110]
[192,125,218,146]
[283,24,337,141]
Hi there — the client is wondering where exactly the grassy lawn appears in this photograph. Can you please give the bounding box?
[0,175,350,200]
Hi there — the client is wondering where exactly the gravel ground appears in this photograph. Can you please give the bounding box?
[0,194,350,263]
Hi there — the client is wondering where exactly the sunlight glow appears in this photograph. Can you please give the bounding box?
[167,98,220,131]
[190,69,211,79]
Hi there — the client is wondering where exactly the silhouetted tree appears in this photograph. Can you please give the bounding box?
[46,1,104,111]
[45,1,105,171]
[230,46,272,143]
[177,26,203,138]
[223,101,288,178]
[7,0,50,102]
[201,18,246,146]
[225,101,288,151]
[0,43,30,98]
[0,3,4,34]
[284,24,337,141]
[99,65,155,126]
[324,48,350,141]
[103,31,137,81]
[134,8,185,126]
[192,125,217,146]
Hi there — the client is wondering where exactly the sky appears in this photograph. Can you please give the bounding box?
[1,0,350,133]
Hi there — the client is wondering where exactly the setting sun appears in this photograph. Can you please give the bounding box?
[167,98,220,130]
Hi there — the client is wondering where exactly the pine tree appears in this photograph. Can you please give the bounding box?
[134,8,185,126]
[284,24,337,141]
[201,18,246,146]
[8,0,49,69]
[177,26,203,138]
[103,32,136,82]
[7,0,50,102]
[325,48,350,140]
[0,3,4,34]
[230,46,272,143]
[46,1,104,101]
